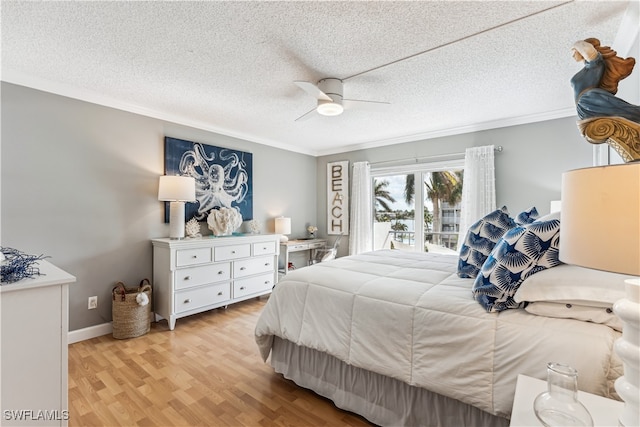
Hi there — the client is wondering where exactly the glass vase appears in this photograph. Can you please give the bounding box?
[533,363,594,427]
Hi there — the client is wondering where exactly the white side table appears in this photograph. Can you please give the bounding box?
[510,375,623,427]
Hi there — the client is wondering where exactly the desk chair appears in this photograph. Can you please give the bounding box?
[312,234,342,263]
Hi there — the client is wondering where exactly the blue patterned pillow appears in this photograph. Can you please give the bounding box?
[472,212,562,312]
[515,206,539,225]
[457,207,516,278]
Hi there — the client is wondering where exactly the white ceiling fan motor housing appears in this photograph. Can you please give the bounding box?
[317,78,344,116]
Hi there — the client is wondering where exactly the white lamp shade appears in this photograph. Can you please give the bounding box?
[559,163,640,276]
[275,217,291,235]
[158,175,196,202]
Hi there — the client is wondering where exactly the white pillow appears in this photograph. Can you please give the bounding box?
[514,263,630,306]
[524,301,622,331]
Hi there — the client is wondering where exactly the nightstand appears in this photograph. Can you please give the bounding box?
[510,375,623,426]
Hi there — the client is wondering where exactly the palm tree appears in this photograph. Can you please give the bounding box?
[404,174,415,205]
[425,171,463,244]
[404,171,463,244]
[374,179,396,214]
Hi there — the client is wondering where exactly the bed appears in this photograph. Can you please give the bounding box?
[254,249,624,426]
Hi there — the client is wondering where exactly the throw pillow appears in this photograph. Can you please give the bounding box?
[457,206,515,278]
[472,212,562,312]
[515,206,539,225]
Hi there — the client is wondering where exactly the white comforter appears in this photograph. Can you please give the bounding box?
[255,250,622,417]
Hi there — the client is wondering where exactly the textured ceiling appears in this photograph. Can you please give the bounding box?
[1,1,635,156]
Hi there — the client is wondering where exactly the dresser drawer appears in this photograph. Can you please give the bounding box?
[309,242,325,249]
[175,263,231,290]
[175,282,230,313]
[234,273,274,298]
[176,247,212,267]
[214,244,251,261]
[289,243,309,251]
[234,256,275,278]
[253,241,276,256]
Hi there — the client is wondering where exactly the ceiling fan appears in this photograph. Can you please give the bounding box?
[294,78,390,121]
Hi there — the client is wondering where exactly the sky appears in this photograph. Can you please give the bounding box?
[376,175,433,213]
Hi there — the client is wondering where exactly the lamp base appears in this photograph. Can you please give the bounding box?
[169,201,186,240]
[614,279,640,427]
[280,235,289,243]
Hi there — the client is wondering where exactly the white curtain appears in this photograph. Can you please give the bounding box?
[457,145,496,250]
[349,162,372,255]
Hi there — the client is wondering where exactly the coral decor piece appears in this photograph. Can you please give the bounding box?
[185,217,201,238]
[248,219,261,234]
[207,207,243,236]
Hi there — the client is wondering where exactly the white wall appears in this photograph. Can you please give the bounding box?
[1,82,318,331]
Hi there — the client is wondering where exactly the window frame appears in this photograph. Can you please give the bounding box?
[371,158,465,252]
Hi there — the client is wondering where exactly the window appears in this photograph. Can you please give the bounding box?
[372,159,464,253]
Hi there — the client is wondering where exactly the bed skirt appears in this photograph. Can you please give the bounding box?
[270,336,509,427]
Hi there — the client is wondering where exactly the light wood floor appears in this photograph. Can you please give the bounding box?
[68,297,373,426]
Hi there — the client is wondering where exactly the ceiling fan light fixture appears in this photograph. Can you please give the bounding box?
[317,100,344,116]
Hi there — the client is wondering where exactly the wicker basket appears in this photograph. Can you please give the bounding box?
[112,279,152,339]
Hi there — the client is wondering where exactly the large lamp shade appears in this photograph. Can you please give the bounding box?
[158,176,196,239]
[158,176,196,202]
[559,163,640,427]
[559,163,639,276]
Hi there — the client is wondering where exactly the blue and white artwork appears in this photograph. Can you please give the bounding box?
[164,137,253,222]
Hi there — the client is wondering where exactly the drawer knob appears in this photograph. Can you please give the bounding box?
[192,255,198,259]
[240,267,246,270]
[184,298,191,304]
[218,271,224,275]
[264,262,270,266]
[264,280,270,285]
[217,291,223,296]
[240,286,246,290]
[232,250,236,254]
[184,276,191,280]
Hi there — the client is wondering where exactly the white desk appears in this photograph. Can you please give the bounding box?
[510,375,623,427]
[279,239,327,274]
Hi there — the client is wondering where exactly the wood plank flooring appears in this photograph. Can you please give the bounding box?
[68,297,373,426]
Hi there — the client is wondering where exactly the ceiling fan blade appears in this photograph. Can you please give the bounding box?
[343,99,391,112]
[294,107,318,122]
[294,81,332,101]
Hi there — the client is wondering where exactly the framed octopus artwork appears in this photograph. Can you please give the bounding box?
[164,136,253,223]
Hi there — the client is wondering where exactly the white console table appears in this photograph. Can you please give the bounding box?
[152,234,279,330]
[1,260,76,426]
[279,238,327,274]
[510,374,623,427]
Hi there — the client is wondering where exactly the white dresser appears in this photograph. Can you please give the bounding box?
[1,260,75,426]
[152,234,279,330]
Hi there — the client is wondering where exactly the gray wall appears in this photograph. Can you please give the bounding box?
[317,117,594,257]
[1,82,317,331]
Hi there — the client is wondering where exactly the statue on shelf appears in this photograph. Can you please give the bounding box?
[571,38,640,162]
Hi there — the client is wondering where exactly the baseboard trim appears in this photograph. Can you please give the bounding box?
[68,322,113,344]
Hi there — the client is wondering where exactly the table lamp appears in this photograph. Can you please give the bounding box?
[275,217,291,243]
[158,175,196,239]
[559,163,640,427]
